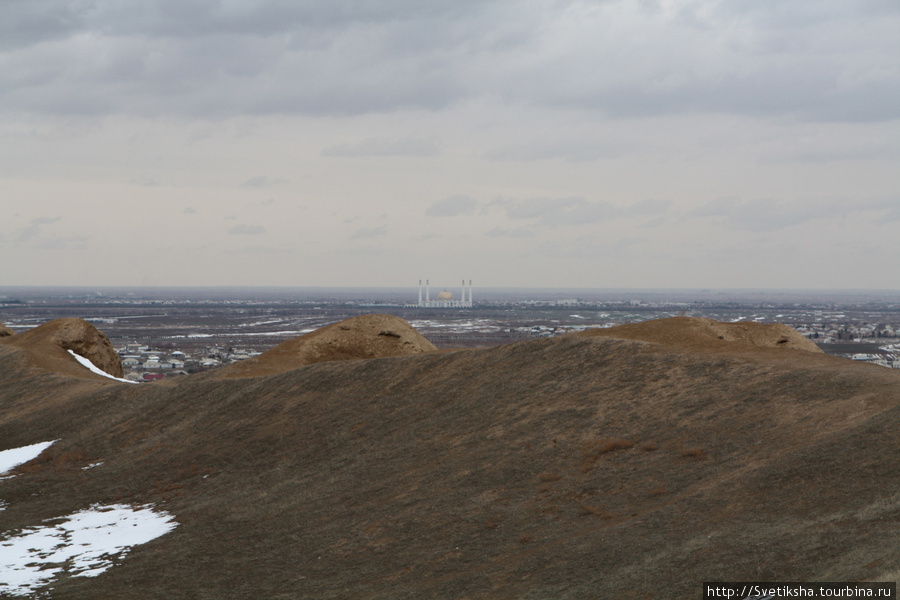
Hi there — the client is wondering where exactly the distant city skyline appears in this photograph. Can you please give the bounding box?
[1,1,898,290]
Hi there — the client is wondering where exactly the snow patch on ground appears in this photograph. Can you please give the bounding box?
[238,319,286,327]
[0,440,57,476]
[0,503,177,596]
[67,350,138,384]
[408,319,501,333]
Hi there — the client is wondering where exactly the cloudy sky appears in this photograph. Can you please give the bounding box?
[2,0,898,289]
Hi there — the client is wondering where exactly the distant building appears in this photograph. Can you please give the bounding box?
[417,279,473,308]
[121,357,141,369]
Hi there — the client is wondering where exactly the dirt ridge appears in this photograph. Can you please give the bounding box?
[576,315,823,354]
[215,313,437,378]
[1,317,124,378]
[0,316,898,598]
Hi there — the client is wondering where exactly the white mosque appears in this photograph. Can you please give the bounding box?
[417,279,473,308]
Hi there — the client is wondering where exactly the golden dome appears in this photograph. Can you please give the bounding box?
[437,290,453,300]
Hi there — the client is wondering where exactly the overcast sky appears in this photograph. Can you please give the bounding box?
[2,0,898,290]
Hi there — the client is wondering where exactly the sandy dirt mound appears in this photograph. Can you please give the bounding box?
[576,315,823,354]
[2,317,124,378]
[219,314,437,378]
[0,322,13,337]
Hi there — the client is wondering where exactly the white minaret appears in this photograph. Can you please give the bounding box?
[469,279,473,306]
[426,279,430,303]
[461,280,466,306]
[418,280,422,306]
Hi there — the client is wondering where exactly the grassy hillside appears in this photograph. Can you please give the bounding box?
[1,318,899,598]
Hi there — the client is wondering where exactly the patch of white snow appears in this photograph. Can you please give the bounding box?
[0,441,57,476]
[67,350,138,384]
[0,503,177,596]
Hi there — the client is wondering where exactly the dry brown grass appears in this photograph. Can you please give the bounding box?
[676,445,707,460]
[537,471,562,482]
[2,317,900,599]
[577,502,613,518]
[579,438,634,471]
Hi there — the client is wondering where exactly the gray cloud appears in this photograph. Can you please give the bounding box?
[501,197,670,227]
[13,216,61,243]
[0,0,85,51]
[638,216,666,229]
[322,137,440,158]
[690,197,898,232]
[14,226,41,243]
[336,244,389,256]
[0,2,897,291]
[2,1,896,122]
[225,245,296,254]
[36,234,90,250]
[690,197,819,231]
[240,176,288,188]
[883,205,900,223]
[349,225,387,240]
[510,2,900,123]
[228,224,267,235]
[535,236,646,260]
[485,138,628,162]
[623,199,672,217]
[0,0,480,117]
[425,195,477,217]
[486,227,535,238]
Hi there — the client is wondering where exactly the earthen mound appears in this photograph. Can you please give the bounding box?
[219,314,437,378]
[2,317,124,378]
[576,316,823,354]
[0,322,13,337]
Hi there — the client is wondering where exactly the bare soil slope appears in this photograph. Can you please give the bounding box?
[1,316,899,599]
[216,313,437,378]
[576,315,823,354]
[1,317,124,378]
